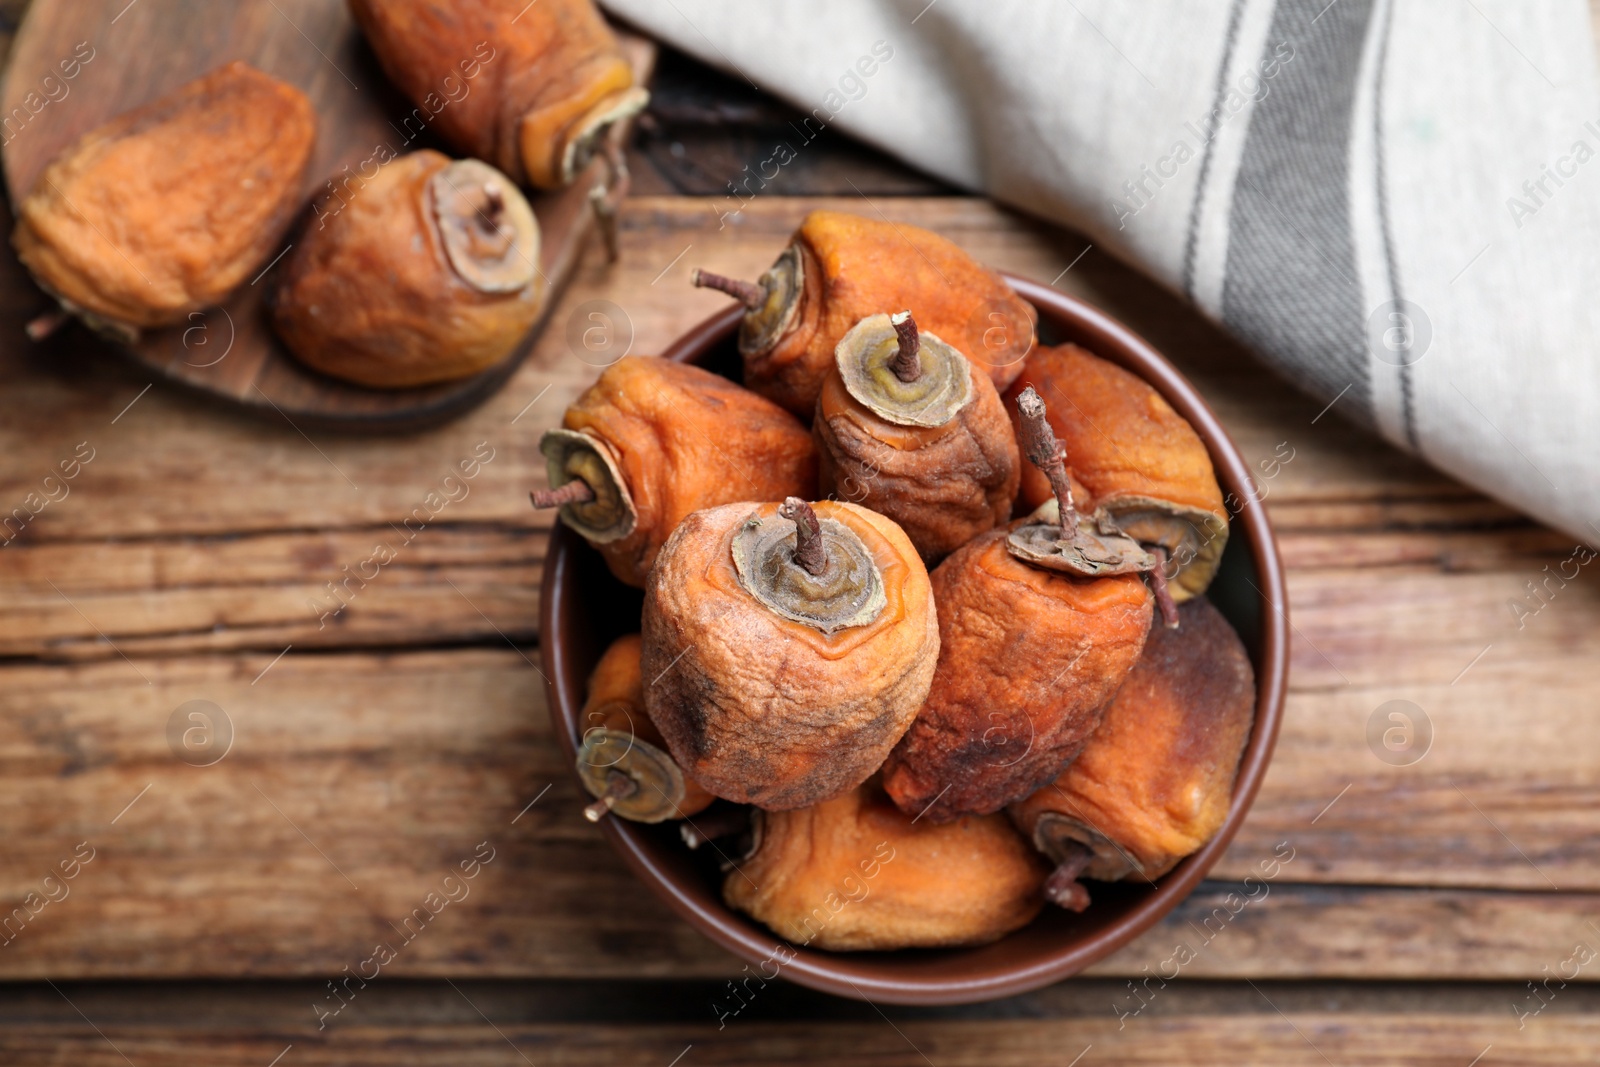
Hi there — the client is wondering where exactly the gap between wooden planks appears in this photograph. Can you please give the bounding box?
[0,976,1595,1067]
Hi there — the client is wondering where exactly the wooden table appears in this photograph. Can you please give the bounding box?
[3,11,1599,1065]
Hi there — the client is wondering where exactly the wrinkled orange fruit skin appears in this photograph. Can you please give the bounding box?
[350,0,637,189]
[725,782,1045,951]
[642,501,938,811]
[580,634,715,817]
[563,357,818,587]
[1005,344,1225,522]
[815,360,1019,565]
[273,150,541,388]
[882,525,1151,823]
[13,61,314,329]
[1009,597,1255,880]
[750,210,1037,417]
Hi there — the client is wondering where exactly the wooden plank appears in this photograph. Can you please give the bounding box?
[0,1013,1589,1066]
[3,650,1600,978]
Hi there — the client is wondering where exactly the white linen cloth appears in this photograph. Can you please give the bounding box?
[603,0,1600,546]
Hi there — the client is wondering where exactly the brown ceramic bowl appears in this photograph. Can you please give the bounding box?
[540,274,1288,1006]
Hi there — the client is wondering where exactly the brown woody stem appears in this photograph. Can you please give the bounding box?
[1043,840,1095,912]
[1148,546,1180,629]
[25,308,69,342]
[680,805,752,849]
[530,479,596,509]
[1015,386,1078,527]
[691,268,764,310]
[888,310,921,382]
[778,497,827,576]
[583,769,638,822]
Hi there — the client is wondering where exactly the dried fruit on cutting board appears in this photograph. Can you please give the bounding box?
[724,782,1045,951]
[534,357,818,587]
[690,209,1037,418]
[881,390,1153,824]
[575,634,715,824]
[814,311,1019,564]
[12,61,314,341]
[1006,343,1229,602]
[642,498,937,811]
[349,0,648,190]
[1009,596,1256,911]
[272,150,542,388]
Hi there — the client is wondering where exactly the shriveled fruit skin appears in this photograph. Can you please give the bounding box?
[642,501,937,811]
[1010,596,1255,881]
[580,634,715,818]
[562,357,818,587]
[882,525,1152,824]
[350,0,641,189]
[749,210,1037,417]
[12,61,314,333]
[725,782,1044,951]
[815,360,1018,565]
[1005,344,1228,600]
[272,150,540,388]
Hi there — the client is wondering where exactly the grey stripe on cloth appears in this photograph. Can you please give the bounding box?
[1369,0,1416,448]
[1183,0,1249,301]
[1222,0,1378,427]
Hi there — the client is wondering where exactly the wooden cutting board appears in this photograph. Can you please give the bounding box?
[0,0,653,430]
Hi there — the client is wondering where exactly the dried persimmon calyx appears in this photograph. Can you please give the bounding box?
[692,242,805,358]
[1007,386,1152,576]
[558,86,651,187]
[576,724,690,824]
[731,500,885,634]
[429,159,539,294]
[833,312,971,427]
[537,428,636,544]
[1007,499,1155,577]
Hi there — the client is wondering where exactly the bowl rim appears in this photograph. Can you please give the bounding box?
[539,272,1289,1006]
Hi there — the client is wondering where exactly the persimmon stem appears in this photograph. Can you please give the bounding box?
[1015,386,1078,527]
[691,268,764,310]
[25,308,68,342]
[583,770,637,822]
[530,480,595,509]
[1043,840,1095,912]
[1147,546,1180,628]
[888,310,921,383]
[778,497,827,576]
[680,805,751,850]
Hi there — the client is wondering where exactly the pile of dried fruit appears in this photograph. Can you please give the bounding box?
[555,210,1257,951]
[13,0,646,388]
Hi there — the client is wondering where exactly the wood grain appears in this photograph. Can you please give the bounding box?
[0,1014,1589,1066]
[0,0,652,427]
[2,649,1599,980]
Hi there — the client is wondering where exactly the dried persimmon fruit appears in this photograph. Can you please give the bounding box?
[815,312,1019,564]
[1005,343,1228,602]
[13,61,314,341]
[350,0,647,190]
[881,391,1153,824]
[533,357,818,588]
[272,151,540,388]
[575,634,715,824]
[642,498,937,811]
[724,782,1045,951]
[1009,596,1256,911]
[690,209,1037,417]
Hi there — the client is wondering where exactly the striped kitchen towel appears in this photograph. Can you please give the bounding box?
[602,0,1600,547]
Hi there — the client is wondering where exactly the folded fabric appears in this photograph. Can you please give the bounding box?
[603,0,1600,548]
